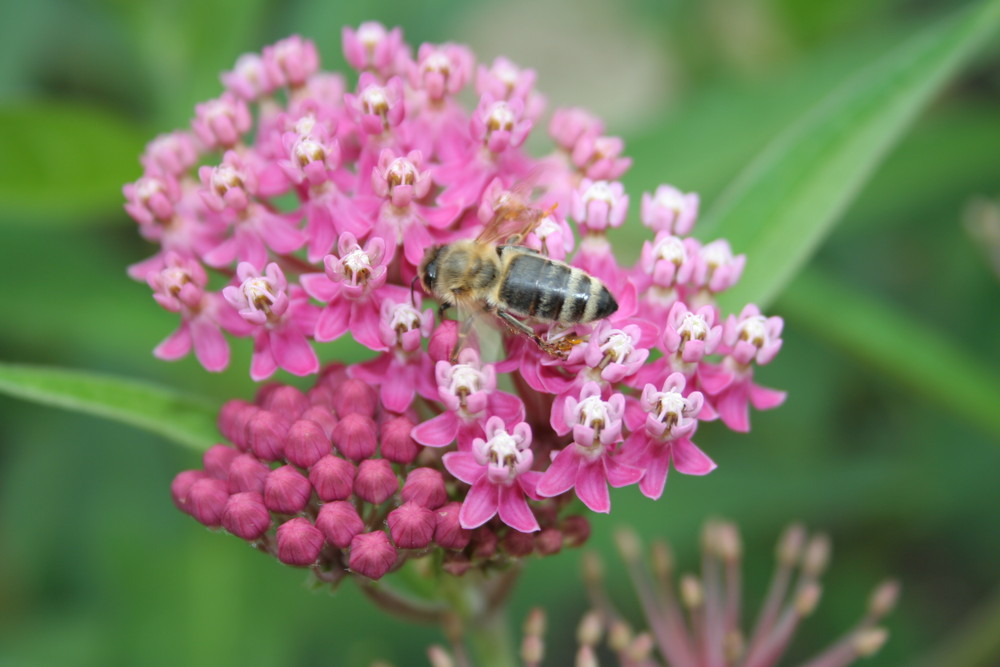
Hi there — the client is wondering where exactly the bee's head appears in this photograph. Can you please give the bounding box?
[418,245,444,294]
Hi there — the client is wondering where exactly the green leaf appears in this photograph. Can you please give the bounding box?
[700,0,1000,311]
[0,102,146,223]
[778,269,1000,441]
[0,363,220,451]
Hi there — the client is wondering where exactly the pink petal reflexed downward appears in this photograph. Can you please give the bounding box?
[576,461,611,513]
[380,368,416,412]
[190,317,230,371]
[272,325,319,376]
[750,383,787,410]
[536,447,581,498]
[313,298,351,342]
[459,477,499,529]
[250,332,278,381]
[350,302,386,351]
[717,381,751,432]
[498,484,539,533]
[672,438,716,476]
[639,449,670,500]
[411,411,459,447]
[604,456,644,488]
[442,451,485,485]
[300,272,340,302]
[154,325,192,361]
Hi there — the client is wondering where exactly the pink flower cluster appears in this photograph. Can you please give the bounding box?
[130,25,786,577]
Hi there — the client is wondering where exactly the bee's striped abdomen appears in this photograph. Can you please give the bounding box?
[498,253,618,323]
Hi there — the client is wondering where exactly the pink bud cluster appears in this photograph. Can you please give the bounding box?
[172,367,591,580]
[132,25,787,578]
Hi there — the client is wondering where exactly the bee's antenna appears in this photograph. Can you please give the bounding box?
[409,276,419,307]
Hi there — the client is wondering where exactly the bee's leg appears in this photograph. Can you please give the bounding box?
[437,300,452,320]
[495,310,569,360]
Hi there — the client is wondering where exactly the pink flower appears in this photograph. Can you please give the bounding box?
[223,262,319,380]
[262,35,319,89]
[409,42,474,101]
[538,383,642,513]
[192,93,252,150]
[300,232,394,350]
[341,22,409,77]
[411,349,524,449]
[623,373,716,500]
[346,73,405,137]
[641,184,699,236]
[573,179,629,233]
[221,52,276,101]
[443,417,541,533]
[476,56,545,121]
[141,131,200,177]
[147,252,251,371]
[571,134,632,181]
[693,239,746,295]
[549,107,604,152]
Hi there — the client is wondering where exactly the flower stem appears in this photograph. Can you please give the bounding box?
[466,610,518,667]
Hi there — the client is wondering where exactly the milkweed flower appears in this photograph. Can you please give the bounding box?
[130,24,785,590]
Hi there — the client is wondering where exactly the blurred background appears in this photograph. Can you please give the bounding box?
[2,0,999,665]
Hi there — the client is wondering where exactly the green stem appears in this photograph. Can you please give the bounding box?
[467,610,518,667]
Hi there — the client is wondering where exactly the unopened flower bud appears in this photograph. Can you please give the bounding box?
[471,526,498,559]
[577,610,603,646]
[651,540,674,578]
[218,400,253,443]
[575,646,598,667]
[333,413,378,461]
[354,459,398,504]
[434,502,471,550]
[607,620,632,651]
[300,405,338,439]
[854,627,889,657]
[333,378,377,418]
[316,500,364,548]
[427,645,455,667]
[284,419,331,468]
[349,531,397,579]
[795,582,822,616]
[524,607,547,638]
[442,552,472,576]
[276,517,324,566]
[614,527,641,563]
[503,529,535,557]
[222,491,270,540]
[203,444,240,479]
[777,523,806,566]
[307,385,337,410]
[264,465,312,514]
[803,534,831,577]
[188,477,229,526]
[869,579,900,617]
[582,552,603,587]
[246,409,289,461]
[401,467,447,509]
[521,635,544,664]
[171,470,208,513]
[380,416,419,463]
[227,453,270,494]
[387,502,436,549]
[561,515,591,548]
[680,574,703,609]
[626,632,654,662]
[535,528,562,556]
[261,384,309,417]
[308,455,356,501]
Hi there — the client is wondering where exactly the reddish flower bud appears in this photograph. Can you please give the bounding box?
[442,552,472,576]
[301,405,337,439]
[222,492,270,540]
[203,444,239,478]
[261,385,309,418]
[401,467,447,509]
[349,531,397,579]
[276,517,324,566]
[354,459,398,504]
[428,320,459,363]
[246,409,289,461]
[503,529,535,557]
[380,416,419,463]
[218,399,253,443]
[562,515,592,548]
[333,413,377,461]
[171,469,208,513]
[188,478,229,526]
[307,385,337,410]
[471,526,498,559]
[434,502,471,550]
[227,404,260,451]
[227,453,270,494]
[387,502,435,549]
[318,363,349,391]
[536,528,563,555]
[316,500,364,548]
[334,378,377,418]
[308,455,356,501]
[284,419,331,468]
[264,465,312,514]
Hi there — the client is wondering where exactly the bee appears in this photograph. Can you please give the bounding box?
[417,187,618,359]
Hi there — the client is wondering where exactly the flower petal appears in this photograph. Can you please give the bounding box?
[498,484,539,533]
[459,477,499,529]
[604,455,644,488]
[639,449,670,500]
[672,438,717,476]
[411,412,459,447]
[154,324,192,361]
[576,461,610,513]
[535,447,581,498]
[443,451,485,485]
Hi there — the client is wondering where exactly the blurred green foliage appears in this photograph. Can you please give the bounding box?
[2,0,1000,665]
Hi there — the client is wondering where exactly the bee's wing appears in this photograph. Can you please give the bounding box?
[453,299,505,364]
[475,171,555,247]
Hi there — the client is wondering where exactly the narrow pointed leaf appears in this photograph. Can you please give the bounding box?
[700,0,1000,311]
[778,269,1000,441]
[0,363,219,450]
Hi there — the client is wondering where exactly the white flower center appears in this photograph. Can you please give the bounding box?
[654,391,687,426]
[294,138,325,166]
[487,102,515,132]
[389,303,421,333]
[243,276,275,311]
[294,115,317,136]
[600,330,634,363]
[387,158,418,187]
[358,23,386,50]
[486,430,520,464]
[654,235,686,265]
[577,395,611,430]
[449,365,482,397]
[655,188,686,213]
[361,86,389,115]
[677,312,709,341]
[341,247,373,282]
[423,52,451,75]
[583,180,615,207]
[701,241,733,270]
[211,164,243,195]
[137,178,166,202]
[739,315,768,348]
